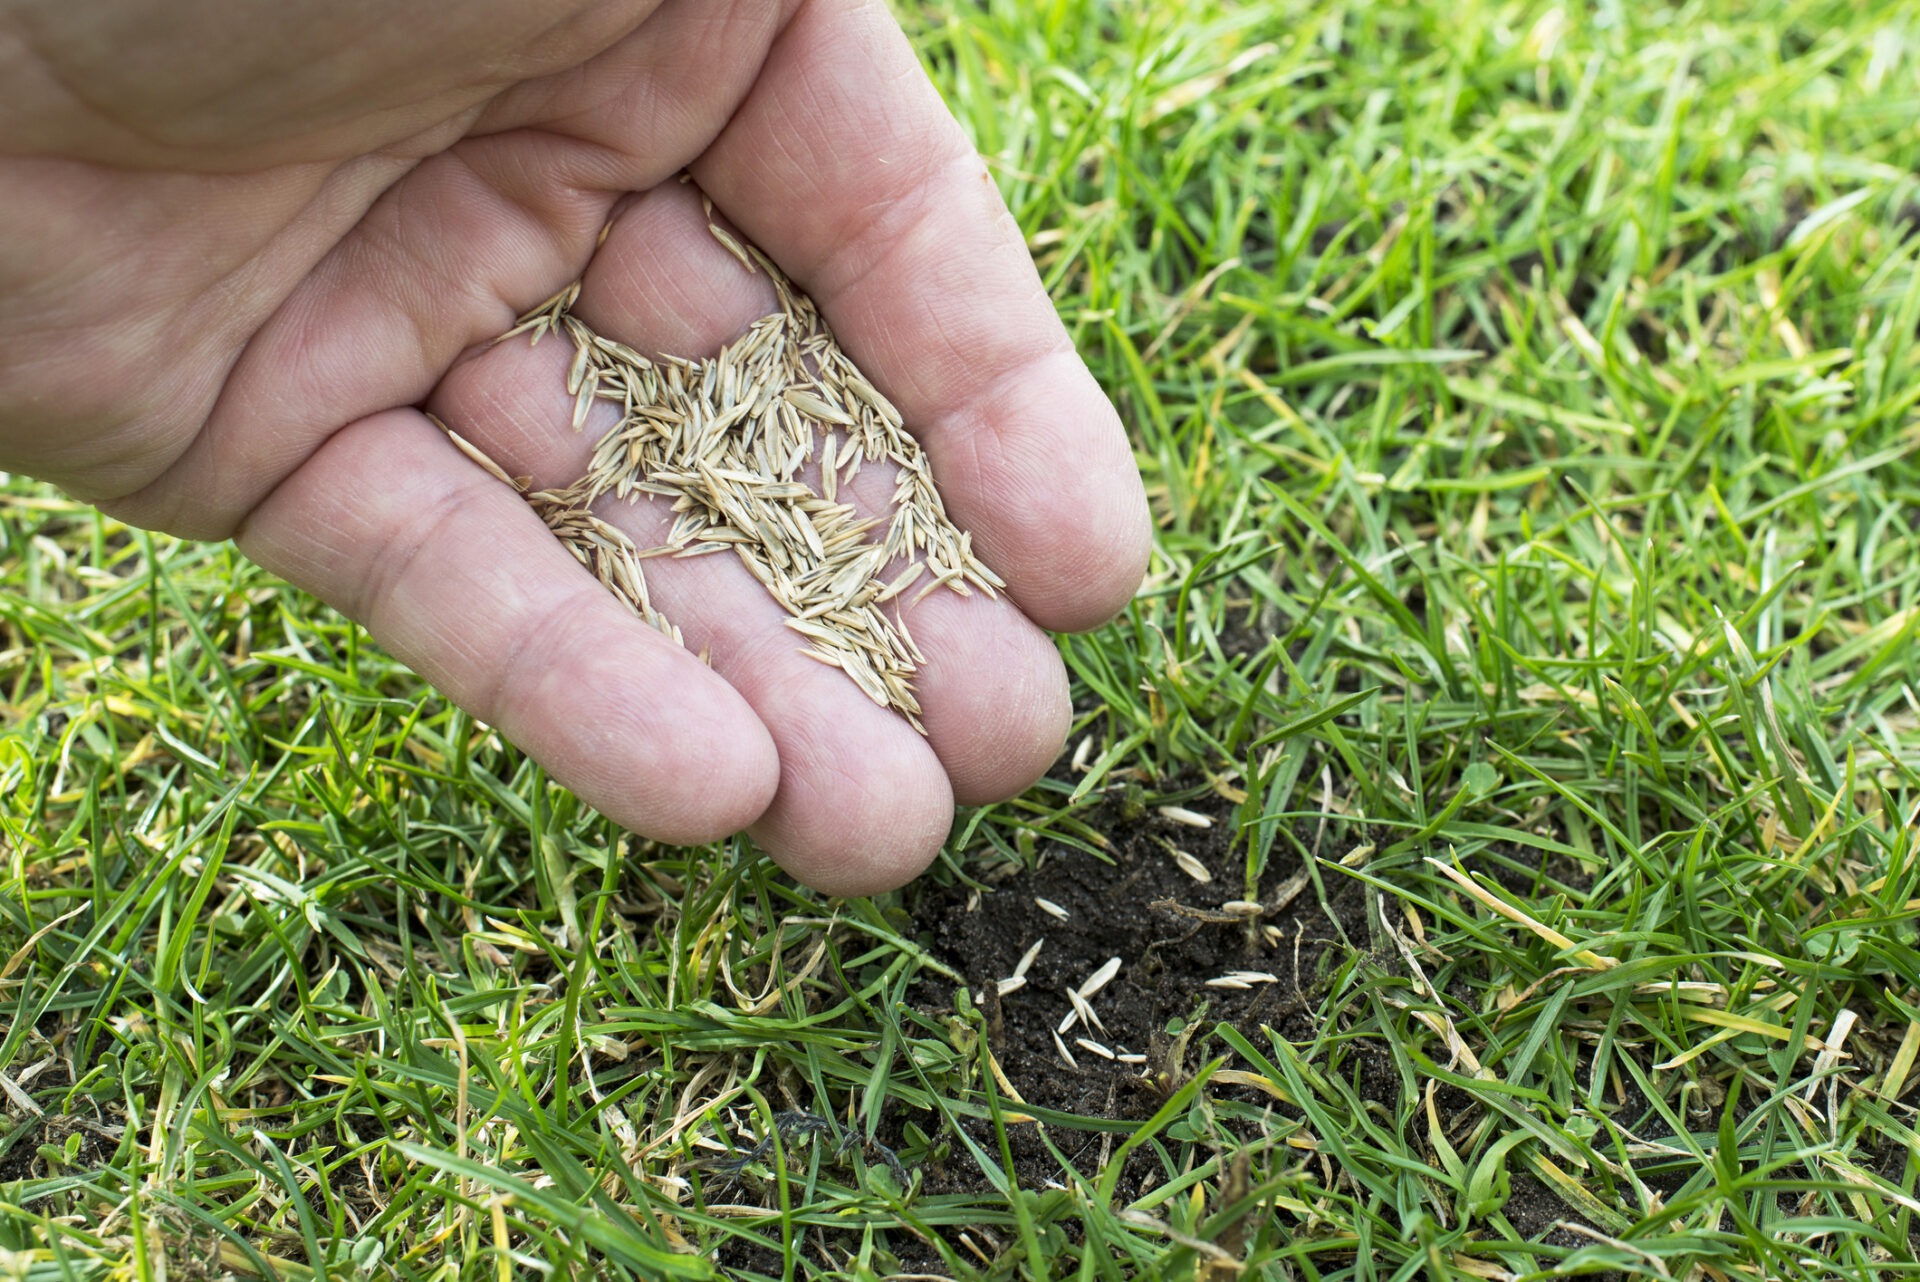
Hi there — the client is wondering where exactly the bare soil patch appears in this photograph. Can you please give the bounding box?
[916,797,1367,1120]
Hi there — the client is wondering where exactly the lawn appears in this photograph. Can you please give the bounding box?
[6,0,1920,1277]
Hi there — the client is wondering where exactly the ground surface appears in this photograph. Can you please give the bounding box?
[6,0,1920,1278]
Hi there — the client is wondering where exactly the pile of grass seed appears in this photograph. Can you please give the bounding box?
[448,226,1002,731]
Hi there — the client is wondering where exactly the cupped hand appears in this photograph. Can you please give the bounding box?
[0,0,1150,893]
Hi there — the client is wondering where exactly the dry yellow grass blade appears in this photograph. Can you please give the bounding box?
[1425,857,1619,971]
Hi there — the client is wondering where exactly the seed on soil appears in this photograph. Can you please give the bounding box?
[1051,1030,1078,1070]
[1205,969,1282,989]
[476,222,1005,732]
[1077,957,1122,1000]
[1170,848,1212,882]
[1060,986,1107,1036]
[1157,805,1214,829]
[1074,1037,1116,1060]
[1012,938,1045,980]
[994,975,1027,997]
[1070,735,1094,772]
[1035,897,1071,921]
[1117,1053,1147,1065]
[1221,900,1265,918]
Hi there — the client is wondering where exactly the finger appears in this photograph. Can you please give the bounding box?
[429,246,960,894]
[235,407,780,846]
[568,182,1071,805]
[687,0,1150,632]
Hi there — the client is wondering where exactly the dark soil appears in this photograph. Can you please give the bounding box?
[0,1097,123,1188]
[915,794,1370,1121]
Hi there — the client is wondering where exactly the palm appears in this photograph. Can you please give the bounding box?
[0,0,1148,893]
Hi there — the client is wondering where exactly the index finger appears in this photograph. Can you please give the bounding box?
[687,0,1150,632]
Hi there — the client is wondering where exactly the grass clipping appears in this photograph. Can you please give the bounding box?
[449,228,1002,734]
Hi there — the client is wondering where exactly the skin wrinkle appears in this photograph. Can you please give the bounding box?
[171,168,357,320]
[96,156,427,522]
[757,706,951,890]
[467,124,633,203]
[922,345,1080,464]
[98,169,381,499]
[22,151,398,372]
[454,137,613,253]
[510,59,694,176]
[3,291,229,500]
[832,205,1063,411]
[472,579,623,741]
[468,0,760,138]
[649,252,772,351]
[0,20,58,140]
[478,2,658,86]
[694,68,857,220]
[1,201,205,356]
[780,142,980,314]
[468,0,794,187]
[690,0,977,303]
[249,498,359,591]
[914,262,1029,393]
[157,154,597,538]
[1,15,178,155]
[321,158,570,371]
[895,594,1068,802]
[534,643,760,837]
[646,0,814,154]
[14,168,258,302]
[573,194,779,354]
[761,0,927,175]
[894,343,1142,625]
[747,653,947,802]
[336,440,500,629]
[258,416,565,706]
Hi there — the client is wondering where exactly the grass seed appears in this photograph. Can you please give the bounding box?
[476,220,1005,732]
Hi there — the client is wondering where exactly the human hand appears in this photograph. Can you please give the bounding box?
[0,0,1150,893]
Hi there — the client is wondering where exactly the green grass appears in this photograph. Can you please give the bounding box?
[7,0,1920,1277]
